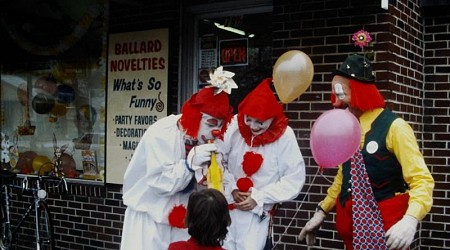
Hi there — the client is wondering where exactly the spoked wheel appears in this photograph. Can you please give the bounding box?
[36,202,54,250]
[0,204,12,250]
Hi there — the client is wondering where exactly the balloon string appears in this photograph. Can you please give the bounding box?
[269,166,321,250]
[319,166,334,184]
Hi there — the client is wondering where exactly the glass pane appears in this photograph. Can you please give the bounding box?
[1,1,107,181]
[198,12,273,112]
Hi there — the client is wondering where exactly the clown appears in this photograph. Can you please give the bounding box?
[299,54,434,250]
[120,67,236,250]
[221,78,306,250]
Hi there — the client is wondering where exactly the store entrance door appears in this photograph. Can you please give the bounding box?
[181,1,273,112]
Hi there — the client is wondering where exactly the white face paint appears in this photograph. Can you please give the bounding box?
[334,83,346,100]
[331,75,351,109]
[197,113,224,144]
[244,115,273,136]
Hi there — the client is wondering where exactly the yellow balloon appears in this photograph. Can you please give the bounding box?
[273,50,314,103]
[32,155,53,175]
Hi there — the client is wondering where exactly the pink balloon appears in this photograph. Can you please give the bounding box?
[310,109,361,168]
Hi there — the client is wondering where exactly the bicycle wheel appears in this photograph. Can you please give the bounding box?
[36,202,54,250]
[0,203,12,250]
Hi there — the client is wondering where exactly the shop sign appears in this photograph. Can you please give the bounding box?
[106,28,169,184]
[219,38,248,66]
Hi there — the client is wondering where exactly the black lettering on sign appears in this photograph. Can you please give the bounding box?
[123,140,139,150]
[134,115,158,125]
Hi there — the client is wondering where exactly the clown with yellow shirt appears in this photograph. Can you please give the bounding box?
[299,54,434,250]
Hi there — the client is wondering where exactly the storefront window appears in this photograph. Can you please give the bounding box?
[1,0,108,182]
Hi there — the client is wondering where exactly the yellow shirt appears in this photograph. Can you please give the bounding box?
[320,108,434,221]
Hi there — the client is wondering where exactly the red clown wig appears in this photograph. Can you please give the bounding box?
[349,79,385,111]
[179,87,233,139]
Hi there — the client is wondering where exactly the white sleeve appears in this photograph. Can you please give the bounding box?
[220,117,239,203]
[251,127,306,205]
[124,123,194,198]
[144,135,196,196]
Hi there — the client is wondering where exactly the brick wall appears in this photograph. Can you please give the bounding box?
[7,0,449,249]
[421,4,450,249]
[10,181,123,249]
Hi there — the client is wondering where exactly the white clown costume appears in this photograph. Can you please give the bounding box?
[121,67,236,250]
[222,78,306,250]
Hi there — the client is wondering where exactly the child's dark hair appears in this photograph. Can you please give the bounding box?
[185,188,231,247]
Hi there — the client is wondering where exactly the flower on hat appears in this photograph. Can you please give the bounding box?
[206,66,238,95]
[352,30,372,48]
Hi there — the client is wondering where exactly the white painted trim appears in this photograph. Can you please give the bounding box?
[381,0,389,10]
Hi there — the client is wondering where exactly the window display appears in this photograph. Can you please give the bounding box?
[1,63,106,181]
[1,0,108,182]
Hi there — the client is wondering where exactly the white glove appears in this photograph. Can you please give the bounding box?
[298,209,327,246]
[187,143,217,169]
[386,215,418,250]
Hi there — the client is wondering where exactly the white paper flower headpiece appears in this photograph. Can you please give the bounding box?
[206,66,238,95]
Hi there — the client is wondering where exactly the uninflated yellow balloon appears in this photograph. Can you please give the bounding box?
[207,151,223,193]
[32,155,53,175]
[273,50,314,103]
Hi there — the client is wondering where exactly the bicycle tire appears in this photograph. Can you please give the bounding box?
[36,201,54,250]
[0,203,11,250]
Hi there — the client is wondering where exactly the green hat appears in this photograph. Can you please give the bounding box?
[333,54,375,83]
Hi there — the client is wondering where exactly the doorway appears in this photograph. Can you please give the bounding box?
[181,0,273,112]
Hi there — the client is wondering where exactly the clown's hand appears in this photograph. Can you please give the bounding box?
[386,215,418,250]
[187,143,217,169]
[298,209,327,246]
